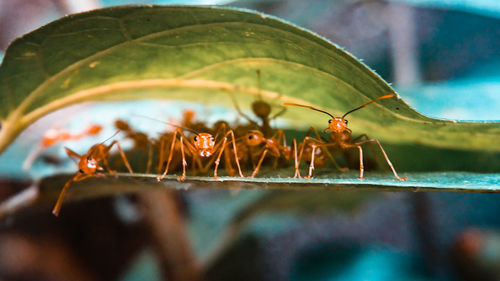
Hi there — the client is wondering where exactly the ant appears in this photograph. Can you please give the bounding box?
[23,124,103,170]
[238,129,298,178]
[52,131,134,216]
[156,122,244,181]
[231,70,286,138]
[284,94,407,181]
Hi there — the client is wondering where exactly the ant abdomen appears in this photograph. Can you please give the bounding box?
[252,100,272,119]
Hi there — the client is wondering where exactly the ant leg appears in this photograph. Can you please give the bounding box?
[100,141,118,174]
[251,149,268,178]
[213,136,228,179]
[157,136,166,172]
[297,136,325,173]
[229,93,258,126]
[114,142,134,174]
[52,172,93,216]
[305,144,317,179]
[293,138,301,178]
[354,139,407,181]
[52,175,75,216]
[270,106,287,120]
[356,145,365,180]
[352,134,387,172]
[157,131,178,181]
[228,130,244,177]
[146,142,153,174]
[101,157,116,175]
[309,127,348,172]
[222,146,236,176]
[178,136,187,181]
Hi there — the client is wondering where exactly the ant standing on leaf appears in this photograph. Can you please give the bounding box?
[52,131,134,216]
[284,94,407,181]
[155,121,244,182]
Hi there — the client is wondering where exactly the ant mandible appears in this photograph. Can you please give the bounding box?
[284,94,407,181]
[52,131,134,216]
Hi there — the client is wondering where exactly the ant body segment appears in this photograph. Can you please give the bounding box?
[284,94,407,181]
[52,131,134,216]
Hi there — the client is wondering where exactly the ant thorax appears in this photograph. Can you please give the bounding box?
[328,117,349,133]
[193,133,215,157]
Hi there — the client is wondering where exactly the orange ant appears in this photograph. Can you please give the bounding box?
[231,70,286,138]
[238,130,299,178]
[284,94,407,181]
[23,124,103,170]
[52,131,134,216]
[154,120,244,181]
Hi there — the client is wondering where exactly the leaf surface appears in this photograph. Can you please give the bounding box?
[0,5,498,155]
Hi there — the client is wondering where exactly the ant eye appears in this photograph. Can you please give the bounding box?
[194,136,198,141]
[328,119,332,124]
[344,120,348,125]
[248,135,253,139]
[211,137,215,141]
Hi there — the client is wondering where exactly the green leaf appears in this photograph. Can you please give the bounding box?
[0,5,499,156]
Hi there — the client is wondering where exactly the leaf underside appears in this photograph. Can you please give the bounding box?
[0,5,498,155]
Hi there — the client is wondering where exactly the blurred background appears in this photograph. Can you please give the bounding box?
[0,0,500,281]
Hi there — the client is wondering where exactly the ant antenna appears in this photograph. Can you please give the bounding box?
[256,69,262,100]
[101,129,121,144]
[342,94,396,118]
[133,114,199,135]
[282,103,335,119]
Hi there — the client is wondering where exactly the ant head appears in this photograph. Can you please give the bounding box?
[252,100,271,119]
[244,130,265,146]
[80,156,103,174]
[327,117,348,133]
[115,120,131,131]
[193,133,215,157]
